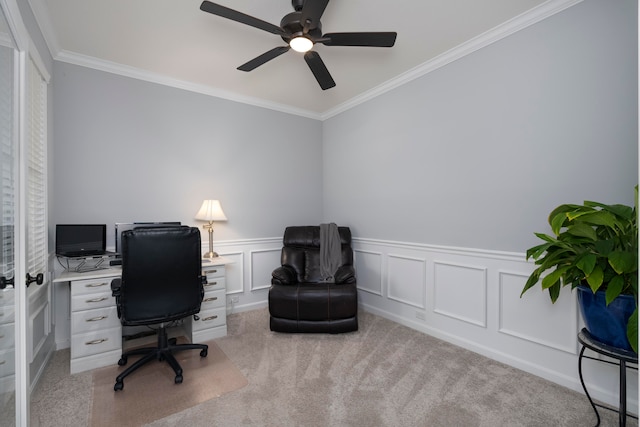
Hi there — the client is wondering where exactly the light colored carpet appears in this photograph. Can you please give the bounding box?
[31,308,636,426]
[90,340,247,427]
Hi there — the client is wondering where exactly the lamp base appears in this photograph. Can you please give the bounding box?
[203,251,220,258]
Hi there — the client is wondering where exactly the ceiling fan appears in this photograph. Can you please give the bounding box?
[199,0,397,90]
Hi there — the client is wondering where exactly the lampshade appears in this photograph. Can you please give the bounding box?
[195,200,227,222]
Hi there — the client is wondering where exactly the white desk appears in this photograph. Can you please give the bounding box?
[53,257,231,374]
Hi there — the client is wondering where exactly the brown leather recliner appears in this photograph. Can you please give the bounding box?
[268,226,358,333]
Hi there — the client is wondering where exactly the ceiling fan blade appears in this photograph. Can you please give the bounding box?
[200,1,286,36]
[237,46,291,71]
[322,32,397,47]
[300,0,330,31]
[304,51,335,90]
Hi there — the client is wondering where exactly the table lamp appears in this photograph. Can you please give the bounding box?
[195,199,227,258]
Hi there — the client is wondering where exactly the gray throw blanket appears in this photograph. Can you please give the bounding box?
[320,223,342,282]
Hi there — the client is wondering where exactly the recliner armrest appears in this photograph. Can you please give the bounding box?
[334,265,356,284]
[272,265,297,285]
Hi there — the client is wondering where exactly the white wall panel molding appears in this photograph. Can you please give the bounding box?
[387,254,426,309]
[217,251,244,295]
[351,238,636,414]
[498,270,578,354]
[214,237,281,315]
[249,248,281,291]
[353,249,383,296]
[433,261,487,328]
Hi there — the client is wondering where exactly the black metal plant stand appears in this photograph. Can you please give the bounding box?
[577,328,638,427]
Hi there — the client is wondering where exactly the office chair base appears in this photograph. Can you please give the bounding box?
[114,326,208,391]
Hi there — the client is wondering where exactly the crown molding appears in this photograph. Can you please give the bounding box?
[28,0,60,56]
[320,0,583,120]
[29,0,582,121]
[54,50,323,120]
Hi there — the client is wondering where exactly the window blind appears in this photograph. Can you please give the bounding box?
[0,44,15,280]
[26,57,46,275]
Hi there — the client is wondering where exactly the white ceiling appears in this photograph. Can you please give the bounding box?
[29,0,580,119]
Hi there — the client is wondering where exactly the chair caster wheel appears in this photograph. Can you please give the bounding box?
[168,337,177,346]
[175,375,183,384]
[200,349,208,357]
[114,381,124,391]
[118,357,127,366]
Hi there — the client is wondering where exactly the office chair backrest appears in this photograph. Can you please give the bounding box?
[281,226,353,283]
[120,226,203,324]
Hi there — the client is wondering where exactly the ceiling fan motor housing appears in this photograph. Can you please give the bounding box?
[280,12,322,43]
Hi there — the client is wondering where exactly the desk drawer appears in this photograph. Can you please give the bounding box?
[71,327,121,359]
[201,288,225,311]
[204,265,225,279]
[72,291,114,312]
[192,307,225,331]
[0,323,14,351]
[72,277,115,296]
[71,306,120,335]
[203,277,225,293]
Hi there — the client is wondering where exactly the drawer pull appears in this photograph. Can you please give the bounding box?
[0,334,4,339]
[85,338,108,345]
[86,297,109,303]
[202,315,218,321]
[86,315,108,322]
[86,282,108,288]
[209,269,218,274]
[0,360,5,365]
[205,281,218,287]
[203,297,218,302]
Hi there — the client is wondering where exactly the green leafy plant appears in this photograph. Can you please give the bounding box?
[521,187,638,353]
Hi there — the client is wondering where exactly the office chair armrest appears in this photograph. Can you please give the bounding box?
[111,278,122,297]
[200,275,207,300]
[271,265,297,285]
[334,265,356,284]
[111,278,122,318]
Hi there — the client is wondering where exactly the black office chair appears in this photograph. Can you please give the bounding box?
[110,226,208,391]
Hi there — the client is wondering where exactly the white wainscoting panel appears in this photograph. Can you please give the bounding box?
[214,238,280,313]
[351,237,637,415]
[354,249,383,296]
[218,251,244,295]
[387,254,426,309]
[250,248,281,291]
[433,261,487,327]
[499,270,577,354]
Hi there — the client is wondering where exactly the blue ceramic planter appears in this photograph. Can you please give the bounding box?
[576,285,636,351]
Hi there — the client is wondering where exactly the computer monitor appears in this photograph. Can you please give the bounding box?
[114,222,181,254]
[56,224,108,257]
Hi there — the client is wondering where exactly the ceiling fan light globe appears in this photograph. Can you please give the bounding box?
[290,36,313,52]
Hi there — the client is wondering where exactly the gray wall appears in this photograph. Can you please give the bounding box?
[323,0,638,253]
[52,64,323,246]
[52,0,637,254]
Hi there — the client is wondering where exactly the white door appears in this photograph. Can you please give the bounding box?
[0,3,50,425]
[0,4,21,424]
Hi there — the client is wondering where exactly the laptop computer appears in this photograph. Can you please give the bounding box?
[56,224,116,258]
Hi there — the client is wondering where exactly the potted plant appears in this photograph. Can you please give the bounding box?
[520,187,638,353]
